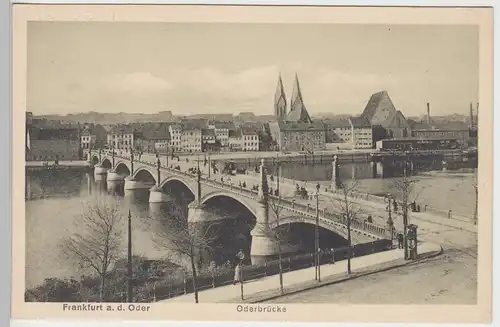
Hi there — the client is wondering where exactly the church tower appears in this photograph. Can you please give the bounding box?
[287,73,312,123]
[274,74,287,120]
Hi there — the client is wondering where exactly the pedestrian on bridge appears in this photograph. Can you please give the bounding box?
[397,233,404,249]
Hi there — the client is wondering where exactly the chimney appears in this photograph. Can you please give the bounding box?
[426,102,431,125]
[470,102,474,127]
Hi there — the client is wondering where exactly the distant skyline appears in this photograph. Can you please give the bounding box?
[27,22,479,117]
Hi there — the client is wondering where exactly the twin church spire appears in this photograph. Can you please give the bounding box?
[274,73,312,123]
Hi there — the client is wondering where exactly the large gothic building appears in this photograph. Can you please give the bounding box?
[270,74,326,151]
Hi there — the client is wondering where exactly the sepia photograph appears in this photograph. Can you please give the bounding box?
[12,4,493,324]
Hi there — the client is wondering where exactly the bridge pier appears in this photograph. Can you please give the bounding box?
[124,176,152,190]
[94,164,109,177]
[149,185,175,203]
[250,201,279,265]
[376,161,384,178]
[106,169,124,182]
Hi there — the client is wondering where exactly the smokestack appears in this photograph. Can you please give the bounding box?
[426,102,431,125]
[470,102,474,127]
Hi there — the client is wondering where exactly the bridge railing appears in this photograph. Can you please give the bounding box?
[105,151,391,239]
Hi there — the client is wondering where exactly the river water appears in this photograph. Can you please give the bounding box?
[25,162,477,289]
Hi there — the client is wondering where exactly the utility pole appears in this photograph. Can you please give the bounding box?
[130,147,134,176]
[127,209,133,302]
[156,153,161,187]
[276,153,280,196]
[315,183,320,281]
[403,151,410,260]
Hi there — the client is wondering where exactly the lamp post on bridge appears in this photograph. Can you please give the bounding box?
[387,192,394,246]
[315,183,321,282]
[208,151,211,178]
[111,146,115,167]
[196,156,202,204]
[276,153,280,196]
[130,147,134,175]
[98,148,102,163]
[156,152,161,187]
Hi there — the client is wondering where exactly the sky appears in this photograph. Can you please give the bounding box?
[27,22,479,117]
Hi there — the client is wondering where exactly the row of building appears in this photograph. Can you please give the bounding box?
[25,73,478,161]
[268,74,477,152]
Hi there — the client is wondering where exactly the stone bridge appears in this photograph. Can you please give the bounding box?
[86,149,393,264]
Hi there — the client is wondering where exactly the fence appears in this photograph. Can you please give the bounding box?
[140,238,392,302]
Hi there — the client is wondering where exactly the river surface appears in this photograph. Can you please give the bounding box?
[25,162,477,289]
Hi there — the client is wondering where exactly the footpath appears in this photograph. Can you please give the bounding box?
[160,242,442,304]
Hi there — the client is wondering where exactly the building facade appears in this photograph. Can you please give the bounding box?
[181,128,202,153]
[241,129,260,151]
[168,124,182,152]
[228,130,243,151]
[27,126,80,161]
[107,125,139,150]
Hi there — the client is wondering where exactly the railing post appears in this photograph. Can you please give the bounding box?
[307,204,310,212]
[292,199,295,209]
[264,262,268,276]
[424,204,428,212]
[448,210,452,219]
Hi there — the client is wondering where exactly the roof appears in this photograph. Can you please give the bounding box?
[213,121,235,129]
[361,90,397,125]
[411,121,470,131]
[323,118,351,128]
[381,110,408,129]
[140,123,171,140]
[380,136,461,142]
[241,128,259,135]
[287,74,312,123]
[110,124,136,134]
[29,126,79,140]
[278,121,325,132]
[201,129,216,137]
[350,116,372,128]
[229,130,242,138]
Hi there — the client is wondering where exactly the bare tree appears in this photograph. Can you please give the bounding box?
[61,198,124,301]
[329,179,364,274]
[149,199,220,304]
[267,194,292,295]
[389,173,423,260]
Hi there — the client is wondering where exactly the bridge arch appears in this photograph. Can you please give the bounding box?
[200,191,258,218]
[114,162,131,175]
[132,168,157,184]
[269,216,349,240]
[101,158,112,169]
[159,176,196,200]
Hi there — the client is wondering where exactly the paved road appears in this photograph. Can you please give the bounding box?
[263,204,478,304]
[264,246,477,304]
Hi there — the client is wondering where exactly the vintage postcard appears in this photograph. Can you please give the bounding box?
[12,4,493,324]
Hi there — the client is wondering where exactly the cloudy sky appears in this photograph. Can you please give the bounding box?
[27,22,478,117]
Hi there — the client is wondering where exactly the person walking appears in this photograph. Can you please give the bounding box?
[233,263,242,285]
[397,233,404,249]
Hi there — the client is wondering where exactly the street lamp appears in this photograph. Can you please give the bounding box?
[403,151,410,260]
[127,209,133,302]
[315,182,321,282]
[156,153,161,187]
[387,192,394,246]
[276,153,280,196]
